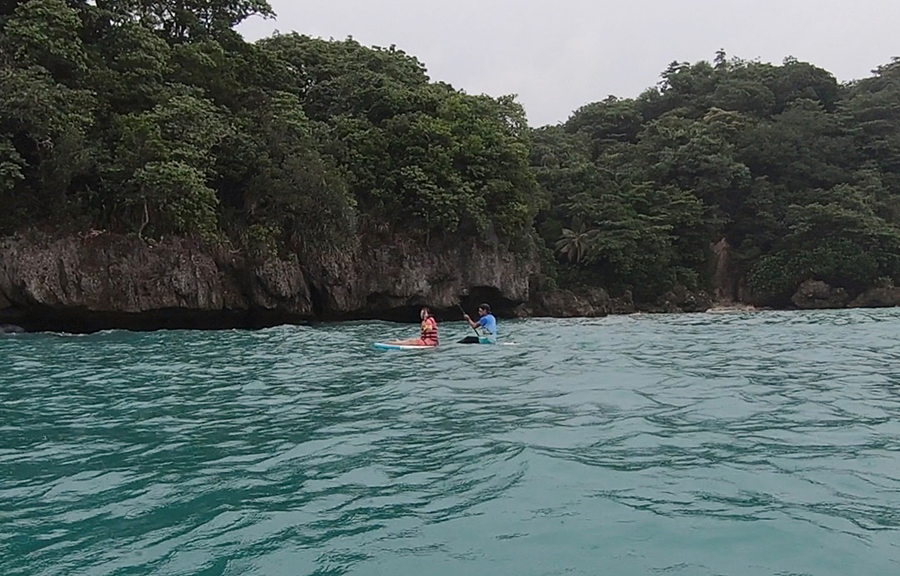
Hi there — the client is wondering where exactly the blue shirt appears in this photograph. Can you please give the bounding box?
[477,314,498,336]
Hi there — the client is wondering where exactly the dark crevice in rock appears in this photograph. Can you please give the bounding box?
[712,238,738,304]
[0,323,24,334]
[307,279,327,319]
[356,293,428,323]
[459,286,518,316]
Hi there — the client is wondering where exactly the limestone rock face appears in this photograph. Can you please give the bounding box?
[609,290,635,315]
[525,288,609,318]
[520,275,611,318]
[791,280,850,310]
[0,233,539,332]
[656,285,713,313]
[0,235,245,313]
[849,286,900,308]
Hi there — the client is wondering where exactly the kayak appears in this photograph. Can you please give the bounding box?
[373,342,438,351]
[457,336,496,345]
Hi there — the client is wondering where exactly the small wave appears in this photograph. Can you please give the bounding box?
[1,310,899,575]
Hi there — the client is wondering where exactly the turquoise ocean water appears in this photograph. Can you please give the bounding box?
[2,310,899,575]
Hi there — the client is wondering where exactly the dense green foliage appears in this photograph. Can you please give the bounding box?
[536,54,900,304]
[2,1,899,306]
[0,0,539,249]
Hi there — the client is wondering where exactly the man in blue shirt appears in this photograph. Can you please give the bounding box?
[463,303,498,344]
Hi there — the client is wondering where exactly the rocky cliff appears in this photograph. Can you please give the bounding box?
[0,232,538,333]
[5,232,899,334]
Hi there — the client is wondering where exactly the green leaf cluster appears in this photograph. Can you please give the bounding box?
[536,54,900,304]
[3,2,900,308]
[0,0,539,250]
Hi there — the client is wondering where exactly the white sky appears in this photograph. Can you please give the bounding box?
[238,0,900,126]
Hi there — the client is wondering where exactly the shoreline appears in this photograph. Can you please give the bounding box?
[7,301,900,336]
[2,233,897,335]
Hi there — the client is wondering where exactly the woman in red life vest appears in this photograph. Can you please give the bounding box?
[390,307,439,347]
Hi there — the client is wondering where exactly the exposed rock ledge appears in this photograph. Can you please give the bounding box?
[0,233,538,333]
[11,234,895,334]
[791,280,850,309]
[522,286,623,318]
[850,286,900,308]
[789,280,900,310]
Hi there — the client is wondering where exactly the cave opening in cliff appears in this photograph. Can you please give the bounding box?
[458,286,518,318]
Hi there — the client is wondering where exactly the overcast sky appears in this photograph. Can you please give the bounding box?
[238,0,900,127]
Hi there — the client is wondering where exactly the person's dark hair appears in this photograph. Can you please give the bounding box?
[421,306,432,315]
[478,303,491,313]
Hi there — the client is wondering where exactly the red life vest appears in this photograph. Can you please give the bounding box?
[420,317,438,345]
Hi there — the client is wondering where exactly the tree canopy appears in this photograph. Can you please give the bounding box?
[1,2,898,307]
[536,55,900,305]
[0,0,539,251]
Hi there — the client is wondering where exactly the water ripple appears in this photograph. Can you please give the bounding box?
[2,310,900,575]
